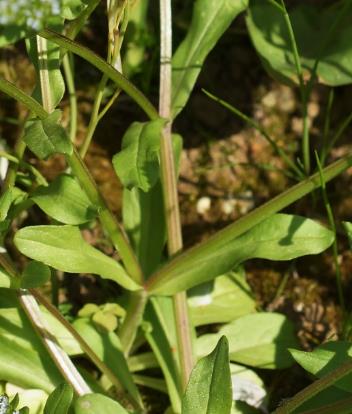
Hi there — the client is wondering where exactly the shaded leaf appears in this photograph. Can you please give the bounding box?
[197,313,298,369]
[172,0,248,118]
[73,318,142,407]
[32,174,97,224]
[147,214,333,295]
[246,1,352,86]
[24,111,72,160]
[74,393,129,414]
[188,270,256,326]
[182,336,232,414]
[14,225,140,291]
[113,119,165,192]
[21,260,51,288]
[44,383,73,414]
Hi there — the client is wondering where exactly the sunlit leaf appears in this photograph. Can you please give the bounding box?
[74,393,129,414]
[291,341,352,393]
[44,383,73,414]
[14,225,140,291]
[147,214,333,295]
[24,111,72,160]
[188,270,256,326]
[172,0,248,118]
[113,119,165,192]
[197,313,298,369]
[182,336,232,414]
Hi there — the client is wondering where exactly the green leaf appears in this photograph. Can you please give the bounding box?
[343,221,352,250]
[290,341,352,393]
[24,111,72,160]
[197,313,298,369]
[21,260,51,288]
[172,0,248,118]
[62,0,88,20]
[74,393,129,414]
[188,270,256,326]
[0,267,19,289]
[27,36,65,108]
[0,334,61,393]
[246,1,352,86]
[73,318,142,407]
[14,225,140,291]
[0,187,26,221]
[0,25,28,47]
[147,214,334,295]
[31,174,97,224]
[123,181,165,276]
[44,383,74,414]
[182,336,232,414]
[113,119,165,192]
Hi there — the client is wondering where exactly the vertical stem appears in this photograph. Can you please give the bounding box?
[63,53,78,143]
[37,36,53,113]
[159,0,194,390]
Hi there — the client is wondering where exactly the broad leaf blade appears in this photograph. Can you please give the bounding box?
[182,336,232,414]
[32,174,97,224]
[246,1,352,86]
[188,270,256,326]
[24,111,72,160]
[197,313,298,369]
[14,225,140,291]
[147,214,333,295]
[21,260,51,288]
[113,119,165,192]
[74,393,129,414]
[290,341,352,393]
[172,0,248,118]
[44,383,73,414]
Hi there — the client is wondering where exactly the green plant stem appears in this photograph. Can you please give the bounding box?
[68,149,143,283]
[202,89,304,179]
[31,289,142,409]
[278,0,310,174]
[79,74,108,158]
[39,28,159,121]
[315,152,345,312]
[146,153,352,292]
[0,255,91,396]
[0,75,143,284]
[273,360,352,413]
[119,289,148,355]
[62,53,78,143]
[3,131,26,189]
[159,0,194,391]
